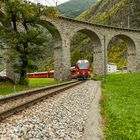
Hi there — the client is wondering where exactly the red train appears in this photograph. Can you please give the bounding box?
[26,60,90,79]
[75,60,90,80]
[26,70,54,78]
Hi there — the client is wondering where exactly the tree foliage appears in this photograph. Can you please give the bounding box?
[0,0,57,84]
[58,0,97,18]
[73,0,140,71]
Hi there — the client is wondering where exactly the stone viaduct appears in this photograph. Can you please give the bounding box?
[1,14,140,81]
[37,16,140,80]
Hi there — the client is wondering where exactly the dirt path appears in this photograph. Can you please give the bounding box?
[83,81,104,140]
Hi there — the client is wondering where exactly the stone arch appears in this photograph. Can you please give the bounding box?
[107,34,136,73]
[37,19,63,80]
[70,27,102,41]
[0,11,64,81]
[38,19,62,47]
[70,28,104,76]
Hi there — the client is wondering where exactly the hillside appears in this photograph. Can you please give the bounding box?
[58,0,97,18]
[1,0,140,72]
[36,0,140,72]
[78,0,140,29]
[71,0,140,70]
[18,0,139,72]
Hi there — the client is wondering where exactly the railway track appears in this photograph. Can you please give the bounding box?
[0,80,84,122]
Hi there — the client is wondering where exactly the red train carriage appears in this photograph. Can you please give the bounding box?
[26,69,76,79]
[26,60,90,79]
[70,67,77,79]
[48,70,54,78]
[26,72,49,78]
[75,60,90,80]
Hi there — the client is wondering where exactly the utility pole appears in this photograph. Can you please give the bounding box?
[56,1,58,7]
[104,35,107,81]
[13,72,16,93]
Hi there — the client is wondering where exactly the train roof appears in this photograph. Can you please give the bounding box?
[27,71,54,74]
[27,72,48,74]
[77,60,89,63]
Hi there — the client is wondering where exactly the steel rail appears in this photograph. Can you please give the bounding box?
[0,81,84,121]
[0,80,79,103]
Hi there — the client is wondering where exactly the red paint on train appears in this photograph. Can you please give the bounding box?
[26,60,90,79]
[75,60,90,79]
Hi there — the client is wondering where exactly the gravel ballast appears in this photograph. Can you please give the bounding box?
[0,80,103,140]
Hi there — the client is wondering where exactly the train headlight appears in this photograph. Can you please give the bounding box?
[88,71,90,75]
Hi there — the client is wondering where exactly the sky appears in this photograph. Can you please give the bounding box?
[28,0,70,6]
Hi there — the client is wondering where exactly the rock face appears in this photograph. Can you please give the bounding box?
[78,0,140,29]
[73,0,140,70]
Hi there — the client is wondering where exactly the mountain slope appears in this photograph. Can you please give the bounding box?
[77,0,140,29]
[58,0,97,18]
[71,0,140,70]
[36,0,140,71]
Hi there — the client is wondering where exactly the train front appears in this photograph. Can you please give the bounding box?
[75,60,90,80]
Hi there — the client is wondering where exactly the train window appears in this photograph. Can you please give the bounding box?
[77,62,89,69]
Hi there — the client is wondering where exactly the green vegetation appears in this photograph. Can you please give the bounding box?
[0,78,62,96]
[1,0,140,80]
[77,0,140,28]
[72,0,140,71]
[58,0,97,18]
[102,73,140,139]
[0,49,6,71]
[71,34,93,66]
[0,0,57,85]
[59,0,140,72]
[108,40,127,70]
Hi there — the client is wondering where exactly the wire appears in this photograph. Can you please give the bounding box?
[44,0,53,6]
[52,0,57,6]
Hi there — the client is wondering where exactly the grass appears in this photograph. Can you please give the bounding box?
[0,78,64,96]
[91,75,104,81]
[102,73,140,140]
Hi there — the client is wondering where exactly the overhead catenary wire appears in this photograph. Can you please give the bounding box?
[23,1,140,41]
[44,0,54,7]
[39,0,78,18]
[44,0,60,7]
[52,0,58,7]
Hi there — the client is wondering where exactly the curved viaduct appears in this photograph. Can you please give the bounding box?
[38,16,140,80]
[1,14,140,81]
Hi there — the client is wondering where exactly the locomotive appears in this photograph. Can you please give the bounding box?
[26,60,90,79]
[75,60,90,80]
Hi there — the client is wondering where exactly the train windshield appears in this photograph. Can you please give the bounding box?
[77,60,89,69]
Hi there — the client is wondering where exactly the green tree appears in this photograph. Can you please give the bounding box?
[0,0,57,84]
